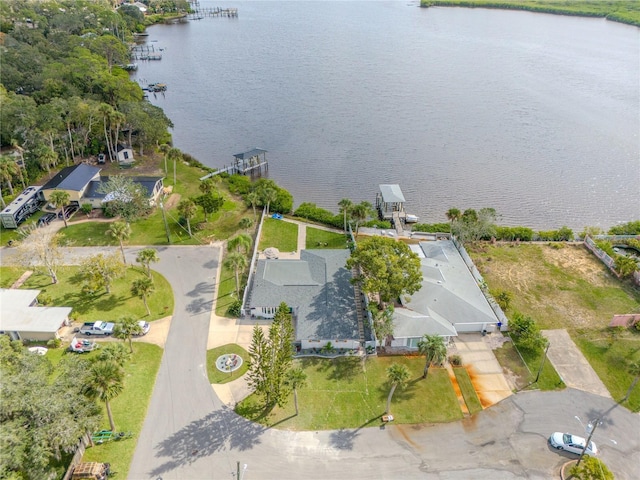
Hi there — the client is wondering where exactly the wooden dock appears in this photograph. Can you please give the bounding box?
[187,1,238,20]
[200,148,268,181]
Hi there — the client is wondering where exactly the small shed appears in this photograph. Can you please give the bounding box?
[116,145,134,164]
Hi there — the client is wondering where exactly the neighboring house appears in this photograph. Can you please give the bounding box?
[116,145,134,164]
[0,289,71,341]
[83,176,164,208]
[388,240,500,350]
[38,164,163,209]
[39,164,101,205]
[247,249,367,350]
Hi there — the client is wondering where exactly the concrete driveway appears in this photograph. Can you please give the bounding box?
[542,329,612,398]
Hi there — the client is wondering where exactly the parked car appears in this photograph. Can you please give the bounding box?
[548,432,598,456]
[79,321,115,336]
[134,320,150,336]
[38,213,57,226]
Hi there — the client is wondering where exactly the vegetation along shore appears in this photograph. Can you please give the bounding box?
[421,0,640,27]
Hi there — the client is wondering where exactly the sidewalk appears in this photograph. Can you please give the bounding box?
[542,329,611,398]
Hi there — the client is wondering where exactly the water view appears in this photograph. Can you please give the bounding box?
[133,1,640,231]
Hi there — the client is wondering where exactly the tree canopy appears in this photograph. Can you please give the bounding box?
[346,235,422,308]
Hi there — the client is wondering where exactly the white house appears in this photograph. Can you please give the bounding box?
[387,240,500,349]
[0,289,71,341]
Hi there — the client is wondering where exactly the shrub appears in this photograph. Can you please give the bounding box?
[37,292,52,305]
[412,222,451,233]
[294,202,342,228]
[569,456,613,480]
[495,226,533,241]
[449,354,462,366]
[608,220,640,235]
[47,338,62,349]
[227,299,242,317]
[595,240,614,257]
[81,203,92,215]
[509,312,547,353]
[363,219,391,229]
[228,175,252,195]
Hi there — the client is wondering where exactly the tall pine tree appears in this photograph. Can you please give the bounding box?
[247,302,295,409]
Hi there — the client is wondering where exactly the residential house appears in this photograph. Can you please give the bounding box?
[39,164,101,204]
[0,289,71,341]
[247,249,368,351]
[388,240,500,349]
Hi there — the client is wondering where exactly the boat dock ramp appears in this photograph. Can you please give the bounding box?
[187,1,238,19]
[200,149,268,180]
[376,184,419,236]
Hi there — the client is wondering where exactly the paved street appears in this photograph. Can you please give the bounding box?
[1,245,638,479]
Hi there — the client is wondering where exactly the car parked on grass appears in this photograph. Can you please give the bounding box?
[549,432,598,456]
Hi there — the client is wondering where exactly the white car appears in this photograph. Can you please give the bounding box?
[549,432,598,456]
[135,320,150,336]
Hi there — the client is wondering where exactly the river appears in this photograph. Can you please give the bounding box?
[133,1,640,231]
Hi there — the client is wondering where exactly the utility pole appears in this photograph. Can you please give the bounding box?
[160,201,171,244]
[576,418,600,467]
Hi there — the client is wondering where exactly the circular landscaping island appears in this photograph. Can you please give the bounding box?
[206,344,249,384]
[216,354,243,373]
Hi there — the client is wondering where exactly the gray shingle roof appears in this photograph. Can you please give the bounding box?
[249,250,359,341]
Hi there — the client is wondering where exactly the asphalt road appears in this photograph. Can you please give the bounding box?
[1,245,638,479]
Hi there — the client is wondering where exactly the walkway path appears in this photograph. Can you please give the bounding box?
[542,329,612,398]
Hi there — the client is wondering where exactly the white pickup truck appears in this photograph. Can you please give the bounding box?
[79,321,115,336]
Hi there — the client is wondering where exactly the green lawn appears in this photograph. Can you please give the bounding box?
[0,266,25,288]
[206,344,249,384]
[469,243,640,410]
[81,343,163,479]
[236,356,462,430]
[305,227,349,249]
[453,367,483,415]
[258,218,298,252]
[575,331,640,411]
[19,266,174,323]
[215,256,248,317]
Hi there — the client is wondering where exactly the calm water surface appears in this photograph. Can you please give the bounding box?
[134,2,640,231]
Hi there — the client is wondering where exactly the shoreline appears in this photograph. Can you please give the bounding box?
[421,0,640,28]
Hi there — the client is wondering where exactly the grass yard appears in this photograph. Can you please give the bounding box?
[468,242,640,410]
[206,344,249,384]
[81,343,163,479]
[214,257,248,317]
[236,356,462,430]
[305,227,349,249]
[574,331,640,411]
[453,367,483,415]
[0,266,25,288]
[258,218,298,252]
[20,266,174,323]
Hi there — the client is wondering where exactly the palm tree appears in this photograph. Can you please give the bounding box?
[0,155,20,196]
[83,360,124,433]
[285,367,307,416]
[99,103,116,162]
[227,233,252,255]
[417,334,447,379]
[106,220,131,264]
[239,217,254,232]
[445,208,461,223]
[386,363,410,415]
[224,252,248,298]
[113,315,143,353]
[351,201,371,235]
[177,198,197,237]
[338,198,353,233]
[261,187,278,216]
[167,147,182,186]
[159,143,170,174]
[199,178,217,195]
[135,248,159,280]
[131,277,155,315]
[246,191,259,220]
[49,190,71,228]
